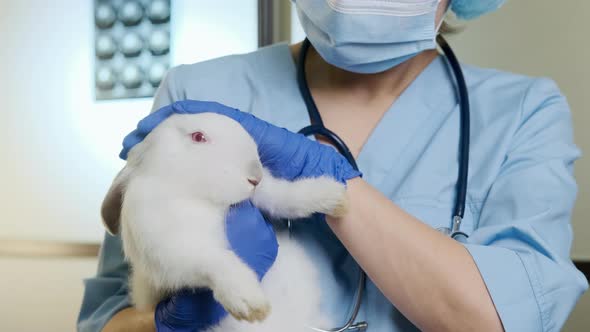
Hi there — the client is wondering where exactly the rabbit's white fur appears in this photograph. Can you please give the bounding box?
[101,113,345,331]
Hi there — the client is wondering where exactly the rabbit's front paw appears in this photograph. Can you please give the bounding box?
[329,191,349,218]
[212,274,271,322]
[306,177,348,217]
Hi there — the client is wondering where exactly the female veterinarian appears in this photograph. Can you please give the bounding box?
[79,0,588,331]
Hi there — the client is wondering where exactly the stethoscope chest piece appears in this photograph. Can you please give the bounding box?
[309,321,368,332]
[437,216,469,241]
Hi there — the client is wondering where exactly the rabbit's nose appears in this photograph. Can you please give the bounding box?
[248,160,263,187]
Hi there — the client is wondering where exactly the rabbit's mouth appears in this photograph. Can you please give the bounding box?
[248,178,260,187]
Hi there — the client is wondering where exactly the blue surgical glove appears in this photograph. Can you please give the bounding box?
[121,100,361,183]
[154,200,278,332]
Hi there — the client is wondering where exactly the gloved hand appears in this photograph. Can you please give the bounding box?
[154,200,278,332]
[120,100,361,183]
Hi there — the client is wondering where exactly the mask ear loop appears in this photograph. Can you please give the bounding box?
[435,0,451,33]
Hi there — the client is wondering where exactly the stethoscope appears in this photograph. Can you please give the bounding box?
[293,35,471,331]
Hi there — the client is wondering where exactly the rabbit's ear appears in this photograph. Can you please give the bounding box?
[101,166,132,235]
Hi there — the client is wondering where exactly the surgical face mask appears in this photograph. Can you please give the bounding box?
[295,0,442,74]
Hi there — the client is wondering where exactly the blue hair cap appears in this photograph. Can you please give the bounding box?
[450,0,506,20]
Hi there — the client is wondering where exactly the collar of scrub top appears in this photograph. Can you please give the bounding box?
[450,0,506,20]
[119,101,233,160]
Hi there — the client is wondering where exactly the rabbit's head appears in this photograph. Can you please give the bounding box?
[101,112,263,235]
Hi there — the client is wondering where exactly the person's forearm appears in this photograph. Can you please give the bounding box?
[327,178,503,332]
[102,308,156,332]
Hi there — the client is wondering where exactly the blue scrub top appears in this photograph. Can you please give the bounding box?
[78,43,588,332]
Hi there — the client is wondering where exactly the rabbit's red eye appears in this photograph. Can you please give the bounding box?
[191,132,207,143]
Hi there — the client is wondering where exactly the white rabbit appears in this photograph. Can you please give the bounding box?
[101,112,347,331]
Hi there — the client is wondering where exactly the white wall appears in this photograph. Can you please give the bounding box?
[0,257,98,332]
[0,0,257,243]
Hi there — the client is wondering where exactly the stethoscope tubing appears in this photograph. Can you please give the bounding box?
[296,38,368,331]
[436,35,470,223]
[294,35,470,330]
